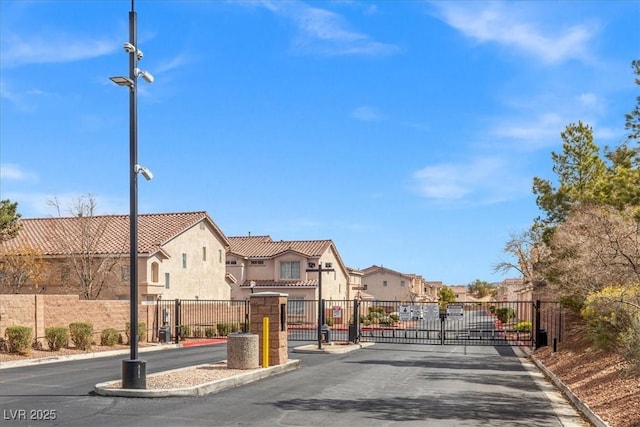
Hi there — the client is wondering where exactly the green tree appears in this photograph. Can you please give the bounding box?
[624,59,640,142]
[438,287,457,305]
[467,280,495,299]
[0,200,21,243]
[532,121,606,233]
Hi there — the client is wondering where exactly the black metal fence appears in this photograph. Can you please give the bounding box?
[285,299,563,348]
[153,299,249,343]
[150,298,563,349]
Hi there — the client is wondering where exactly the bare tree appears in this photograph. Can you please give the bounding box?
[47,194,125,299]
[494,227,549,288]
[540,204,640,301]
[0,244,46,293]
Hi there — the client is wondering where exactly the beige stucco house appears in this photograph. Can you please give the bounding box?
[0,211,231,301]
[225,235,349,302]
[360,265,439,302]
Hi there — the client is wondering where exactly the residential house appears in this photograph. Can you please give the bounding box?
[360,265,436,302]
[448,285,469,302]
[225,235,349,303]
[346,267,375,300]
[0,211,231,301]
[496,278,532,302]
[423,281,443,302]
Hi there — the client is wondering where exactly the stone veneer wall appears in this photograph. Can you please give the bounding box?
[249,293,288,366]
[0,295,151,344]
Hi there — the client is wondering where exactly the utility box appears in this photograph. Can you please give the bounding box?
[321,325,332,343]
[348,324,359,343]
[536,329,548,349]
[158,326,171,343]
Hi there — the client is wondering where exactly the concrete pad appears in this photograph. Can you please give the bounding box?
[292,342,374,354]
[94,359,301,398]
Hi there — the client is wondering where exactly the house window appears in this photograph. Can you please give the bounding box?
[226,260,237,265]
[218,249,222,263]
[250,260,264,265]
[202,247,207,262]
[280,261,300,279]
[165,273,170,289]
[182,253,187,269]
[401,280,405,287]
[120,265,129,282]
[151,262,159,282]
[61,266,70,282]
[363,284,368,290]
[383,280,388,287]
[287,298,305,316]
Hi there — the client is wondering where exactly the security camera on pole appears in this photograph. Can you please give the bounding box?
[109,0,154,390]
[306,262,335,350]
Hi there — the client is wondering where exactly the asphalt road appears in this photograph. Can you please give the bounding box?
[0,342,586,426]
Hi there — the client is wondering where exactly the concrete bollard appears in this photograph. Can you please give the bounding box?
[227,333,259,369]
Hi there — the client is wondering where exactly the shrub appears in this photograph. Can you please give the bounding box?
[618,313,640,373]
[178,325,191,339]
[494,307,515,324]
[193,327,204,338]
[389,313,400,322]
[204,327,216,338]
[100,328,120,346]
[514,322,532,332]
[45,326,69,351]
[69,322,93,351]
[369,307,386,315]
[581,284,640,352]
[4,326,33,355]
[124,322,147,344]
[325,318,334,327]
[217,322,239,336]
[378,316,393,325]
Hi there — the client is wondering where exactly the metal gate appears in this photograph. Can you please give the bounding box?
[286,299,563,348]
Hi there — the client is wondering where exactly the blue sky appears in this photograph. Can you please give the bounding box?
[1,1,638,285]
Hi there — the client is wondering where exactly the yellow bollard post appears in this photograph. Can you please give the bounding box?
[262,317,269,368]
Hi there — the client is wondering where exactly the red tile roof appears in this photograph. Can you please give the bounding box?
[228,235,333,258]
[1,211,229,256]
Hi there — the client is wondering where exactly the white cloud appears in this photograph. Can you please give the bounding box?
[0,164,36,182]
[260,2,399,56]
[352,105,384,121]
[412,156,529,205]
[490,113,565,149]
[154,53,191,74]
[0,31,118,68]
[432,2,596,64]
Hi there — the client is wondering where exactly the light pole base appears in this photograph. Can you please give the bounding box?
[122,359,147,389]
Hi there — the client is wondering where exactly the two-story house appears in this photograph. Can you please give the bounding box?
[361,265,437,302]
[0,211,231,301]
[225,235,349,303]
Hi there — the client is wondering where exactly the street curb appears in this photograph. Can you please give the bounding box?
[0,343,181,370]
[292,342,375,354]
[94,359,301,397]
[530,354,611,427]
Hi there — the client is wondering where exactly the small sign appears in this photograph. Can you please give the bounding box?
[332,306,342,318]
[423,305,440,320]
[399,304,411,321]
[446,304,464,319]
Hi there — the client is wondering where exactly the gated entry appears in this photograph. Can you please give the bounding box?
[354,300,535,346]
[285,299,562,348]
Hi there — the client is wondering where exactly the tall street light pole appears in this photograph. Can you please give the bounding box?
[109,0,154,390]
[306,262,335,350]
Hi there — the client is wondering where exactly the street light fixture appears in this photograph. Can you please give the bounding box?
[306,262,335,350]
[109,0,154,390]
